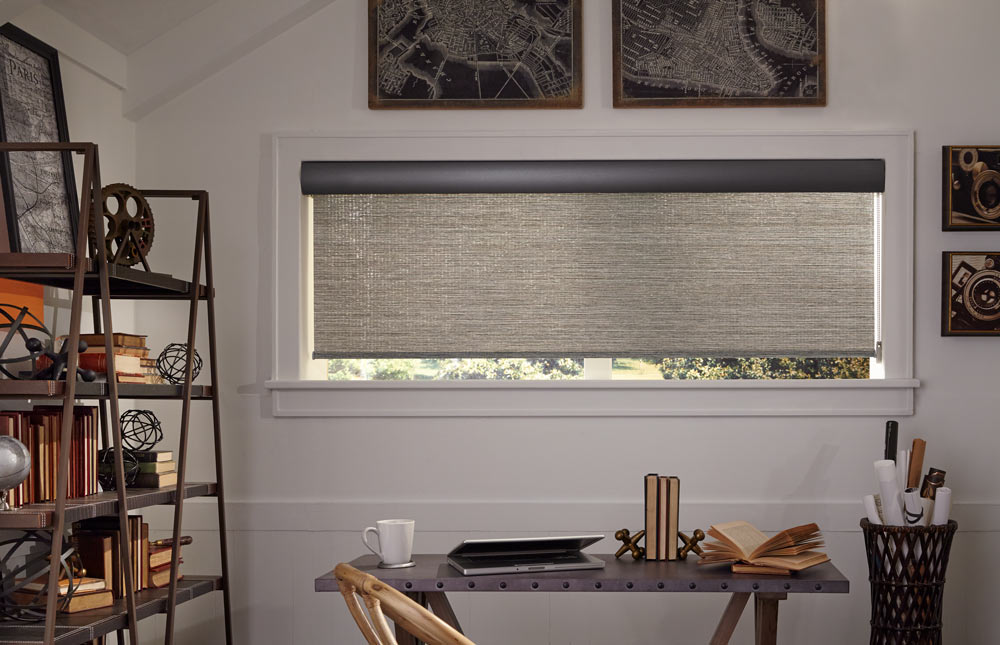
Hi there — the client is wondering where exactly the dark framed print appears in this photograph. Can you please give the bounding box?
[369,0,582,109]
[942,146,1000,230]
[0,23,77,253]
[943,252,1000,336]
[613,0,826,108]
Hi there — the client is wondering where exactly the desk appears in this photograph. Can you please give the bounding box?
[316,555,849,645]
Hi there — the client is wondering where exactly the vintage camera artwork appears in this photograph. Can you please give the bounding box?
[943,146,1000,230]
[944,252,1000,335]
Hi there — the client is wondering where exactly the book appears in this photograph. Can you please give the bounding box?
[12,589,113,613]
[698,521,829,572]
[131,471,177,489]
[99,460,175,475]
[147,560,183,588]
[86,345,150,358]
[149,545,177,570]
[21,576,107,594]
[667,476,679,561]
[75,517,147,593]
[36,352,142,375]
[731,563,792,576]
[100,449,172,463]
[644,474,658,560]
[72,333,147,349]
[74,533,113,590]
[657,476,667,560]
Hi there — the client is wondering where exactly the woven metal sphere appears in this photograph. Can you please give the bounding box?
[0,531,77,621]
[98,447,139,491]
[156,343,202,385]
[120,409,162,451]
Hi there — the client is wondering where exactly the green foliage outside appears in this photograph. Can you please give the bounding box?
[328,357,867,380]
[655,357,869,380]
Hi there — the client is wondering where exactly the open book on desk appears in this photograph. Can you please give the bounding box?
[698,521,829,575]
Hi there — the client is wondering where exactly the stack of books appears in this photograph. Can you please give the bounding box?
[698,521,829,575]
[12,575,112,613]
[73,516,185,593]
[0,407,98,507]
[644,473,680,560]
[99,449,177,489]
[46,333,162,384]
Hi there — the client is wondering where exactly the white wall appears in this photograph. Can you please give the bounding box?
[126,0,1000,643]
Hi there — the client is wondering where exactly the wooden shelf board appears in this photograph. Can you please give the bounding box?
[0,483,217,529]
[0,576,222,645]
[0,256,208,300]
[0,381,213,400]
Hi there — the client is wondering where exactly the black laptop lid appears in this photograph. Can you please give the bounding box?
[448,535,603,558]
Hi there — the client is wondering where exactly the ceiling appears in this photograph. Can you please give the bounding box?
[42,0,221,54]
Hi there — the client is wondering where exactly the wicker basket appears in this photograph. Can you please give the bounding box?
[861,518,958,644]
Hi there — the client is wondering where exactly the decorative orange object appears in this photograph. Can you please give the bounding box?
[0,279,43,323]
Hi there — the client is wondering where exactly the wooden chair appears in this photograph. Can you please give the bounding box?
[335,563,475,645]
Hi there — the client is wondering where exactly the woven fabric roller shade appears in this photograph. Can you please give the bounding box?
[311,191,876,359]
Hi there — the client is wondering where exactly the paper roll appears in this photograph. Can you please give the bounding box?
[932,487,952,525]
[903,488,925,526]
[875,459,904,525]
[864,494,882,524]
[896,449,910,495]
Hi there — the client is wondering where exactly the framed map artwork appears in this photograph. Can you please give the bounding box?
[613,0,826,107]
[369,0,582,109]
[0,23,77,253]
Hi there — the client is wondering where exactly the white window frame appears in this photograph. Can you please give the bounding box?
[262,130,917,418]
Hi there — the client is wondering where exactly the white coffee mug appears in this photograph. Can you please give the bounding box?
[363,519,414,566]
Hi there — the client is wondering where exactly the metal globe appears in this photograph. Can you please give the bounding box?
[0,436,30,509]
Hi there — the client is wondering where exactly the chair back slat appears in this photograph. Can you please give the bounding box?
[334,563,476,645]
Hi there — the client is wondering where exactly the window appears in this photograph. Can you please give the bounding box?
[264,132,916,416]
[306,161,881,381]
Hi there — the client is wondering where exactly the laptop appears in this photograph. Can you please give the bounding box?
[446,535,605,576]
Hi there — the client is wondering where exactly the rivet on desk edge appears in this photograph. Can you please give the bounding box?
[499,582,506,589]
[721,583,728,590]
[784,583,791,590]
[626,582,633,589]
[657,582,664,589]
[404,582,412,589]
[752,583,759,590]
[468,581,475,589]
[594,582,602,589]
[562,582,569,589]
[815,584,822,591]
[531,582,539,589]
[689,582,696,589]
[436,582,443,589]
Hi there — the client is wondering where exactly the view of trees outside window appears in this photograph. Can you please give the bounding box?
[327,357,869,380]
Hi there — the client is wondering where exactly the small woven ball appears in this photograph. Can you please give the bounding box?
[156,343,202,385]
[120,409,163,451]
[98,447,139,490]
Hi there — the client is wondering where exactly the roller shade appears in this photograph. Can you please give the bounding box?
[307,161,879,360]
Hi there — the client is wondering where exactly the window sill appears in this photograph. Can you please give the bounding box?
[263,378,919,418]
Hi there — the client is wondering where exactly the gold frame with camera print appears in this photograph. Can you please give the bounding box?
[943,251,1000,336]
[943,146,1000,230]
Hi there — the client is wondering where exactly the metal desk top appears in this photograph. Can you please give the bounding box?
[316,554,849,595]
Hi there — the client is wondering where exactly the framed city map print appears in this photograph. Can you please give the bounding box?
[0,23,77,253]
[369,0,582,109]
[613,0,826,107]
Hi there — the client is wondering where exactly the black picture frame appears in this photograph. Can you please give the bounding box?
[0,23,78,253]
[942,251,1000,336]
[942,146,1000,231]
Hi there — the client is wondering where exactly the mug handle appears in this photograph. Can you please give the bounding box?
[362,526,381,557]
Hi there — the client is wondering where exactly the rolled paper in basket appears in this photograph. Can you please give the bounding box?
[864,494,882,524]
[932,487,952,525]
[896,449,910,495]
[903,488,927,526]
[875,459,904,525]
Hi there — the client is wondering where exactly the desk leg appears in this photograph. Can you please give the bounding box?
[753,593,785,645]
[425,592,464,634]
[398,593,427,645]
[709,592,751,645]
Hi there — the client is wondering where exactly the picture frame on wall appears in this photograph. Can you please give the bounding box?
[0,23,78,254]
[612,0,826,108]
[942,146,1000,230]
[942,252,1000,336]
[369,0,582,109]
